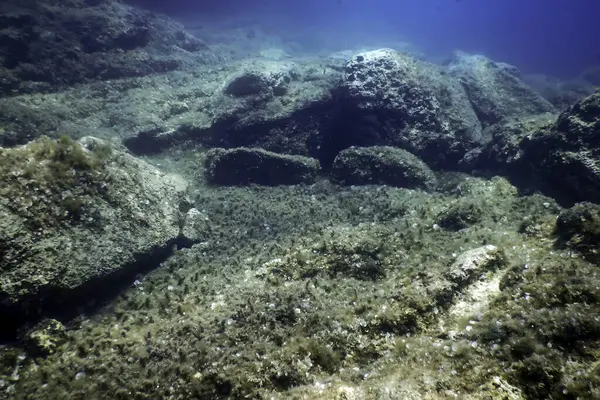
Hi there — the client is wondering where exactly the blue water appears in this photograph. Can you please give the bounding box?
[134,0,600,79]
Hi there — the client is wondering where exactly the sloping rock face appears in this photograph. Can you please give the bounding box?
[518,90,600,205]
[330,146,437,190]
[475,91,600,205]
[0,136,193,333]
[448,52,556,127]
[205,147,320,186]
[333,49,483,168]
[0,0,207,95]
[117,57,343,159]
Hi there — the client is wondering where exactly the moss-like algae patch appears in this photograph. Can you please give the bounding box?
[2,173,599,399]
[0,135,112,230]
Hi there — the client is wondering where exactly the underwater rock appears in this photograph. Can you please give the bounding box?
[556,202,600,262]
[471,113,556,172]
[446,245,506,288]
[436,199,484,231]
[205,147,320,186]
[180,207,210,243]
[330,145,437,190]
[337,48,483,168]
[0,136,194,333]
[120,57,343,158]
[518,90,600,204]
[0,0,208,94]
[224,61,299,97]
[24,319,67,356]
[447,52,556,127]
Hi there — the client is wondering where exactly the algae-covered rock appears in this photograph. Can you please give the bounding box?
[0,0,208,95]
[472,113,556,172]
[0,136,193,332]
[518,90,600,204]
[447,51,556,126]
[446,245,506,287]
[24,319,67,356]
[556,202,600,262]
[436,199,484,231]
[224,61,299,97]
[330,146,437,190]
[205,147,320,186]
[337,48,483,168]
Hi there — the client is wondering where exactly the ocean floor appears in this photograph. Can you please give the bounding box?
[1,2,600,399]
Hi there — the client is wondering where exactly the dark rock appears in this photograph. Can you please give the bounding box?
[471,113,556,173]
[518,90,600,204]
[556,202,600,262]
[335,49,483,168]
[330,146,437,190]
[448,52,555,127]
[205,147,320,186]
[0,0,208,95]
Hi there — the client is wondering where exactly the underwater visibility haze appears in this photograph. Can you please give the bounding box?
[0,0,600,399]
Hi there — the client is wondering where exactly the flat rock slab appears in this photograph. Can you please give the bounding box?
[205,147,320,186]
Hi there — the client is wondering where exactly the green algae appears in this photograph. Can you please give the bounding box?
[2,175,599,399]
[0,135,113,230]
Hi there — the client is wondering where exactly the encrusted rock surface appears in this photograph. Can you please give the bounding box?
[519,90,600,204]
[205,147,320,186]
[0,136,194,329]
[336,48,483,168]
[330,145,437,190]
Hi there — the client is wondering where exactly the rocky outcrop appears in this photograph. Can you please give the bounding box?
[472,90,600,206]
[471,113,556,172]
[334,49,483,168]
[330,146,437,190]
[556,202,600,262]
[205,147,320,186]
[0,0,208,95]
[448,52,555,126]
[0,136,195,334]
[446,245,506,288]
[518,90,600,204]
[224,61,299,97]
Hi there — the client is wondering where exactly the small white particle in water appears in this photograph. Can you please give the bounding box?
[465,325,473,332]
[167,285,174,291]
[75,372,86,380]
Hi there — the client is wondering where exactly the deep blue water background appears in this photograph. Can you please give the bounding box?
[133,0,599,79]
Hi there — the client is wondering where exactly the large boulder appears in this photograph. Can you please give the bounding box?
[0,0,209,95]
[0,135,194,333]
[447,52,556,126]
[330,146,437,190]
[205,147,320,186]
[518,90,600,204]
[334,49,483,168]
